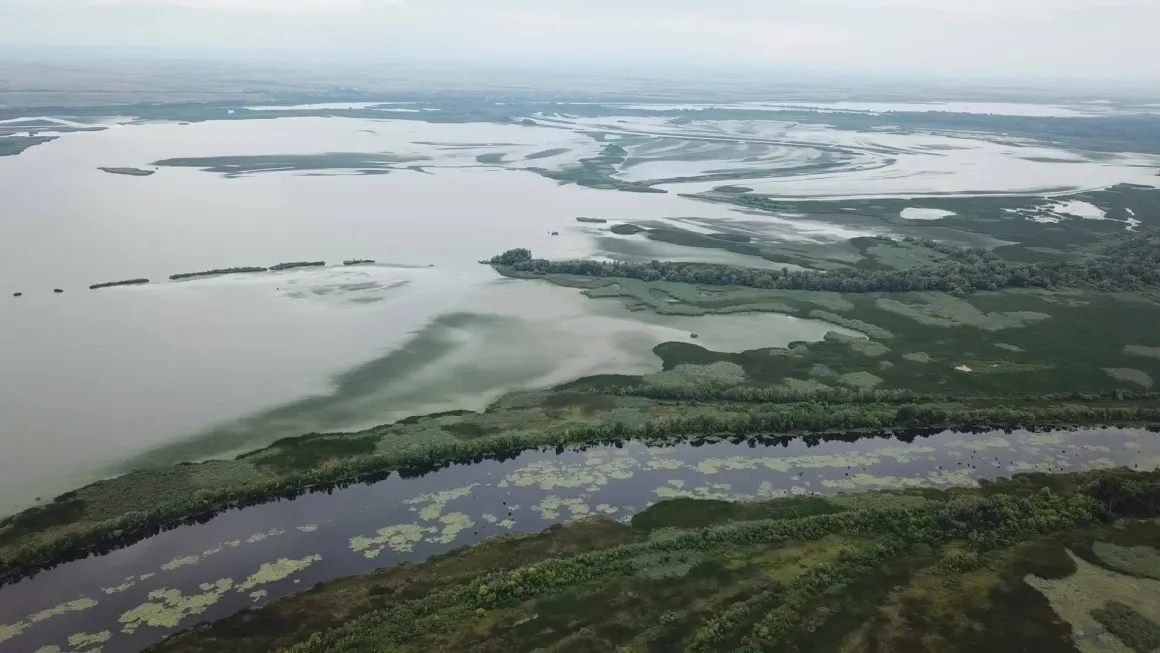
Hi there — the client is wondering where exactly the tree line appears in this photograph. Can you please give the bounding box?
[487,233,1160,295]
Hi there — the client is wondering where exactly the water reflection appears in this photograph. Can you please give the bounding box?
[1,427,1156,653]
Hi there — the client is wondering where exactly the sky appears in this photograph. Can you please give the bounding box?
[1,0,1158,82]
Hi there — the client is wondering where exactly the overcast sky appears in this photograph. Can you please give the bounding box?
[2,0,1158,82]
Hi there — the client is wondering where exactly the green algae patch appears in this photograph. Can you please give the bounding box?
[500,454,637,491]
[102,581,135,594]
[404,485,478,521]
[120,580,233,633]
[237,555,322,592]
[350,523,435,559]
[430,513,476,544]
[67,630,112,648]
[161,555,201,571]
[0,598,99,644]
[534,496,591,520]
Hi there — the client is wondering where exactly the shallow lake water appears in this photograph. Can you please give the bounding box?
[1,108,1157,513]
[0,117,868,511]
[0,427,1155,653]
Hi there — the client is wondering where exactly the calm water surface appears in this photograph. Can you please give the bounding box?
[0,118,846,511]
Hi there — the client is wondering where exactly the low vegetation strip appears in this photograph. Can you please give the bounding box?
[169,267,268,280]
[487,232,1160,296]
[147,467,1160,653]
[89,278,149,290]
[269,261,325,271]
[1,398,1158,587]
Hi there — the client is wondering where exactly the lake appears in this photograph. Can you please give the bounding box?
[0,117,855,512]
[0,426,1155,653]
[1,107,1157,515]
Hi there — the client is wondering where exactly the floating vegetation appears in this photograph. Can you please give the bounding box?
[246,528,285,544]
[403,485,478,521]
[169,267,267,281]
[350,523,434,559]
[249,590,268,602]
[500,455,637,491]
[534,496,591,520]
[429,513,475,544]
[995,342,1025,352]
[0,598,98,644]
[102,581,135,594]
[119,579,233,633]
[269,261,325,272]
[482,514,499,524]
[343,259,375,266]
[296,524,318,533]
[67,630,112,648]
[1105,368,1155,388]
[89,278,149,290]
[904,352,933,363]
[160,555,201,571]
[237,555,322,593]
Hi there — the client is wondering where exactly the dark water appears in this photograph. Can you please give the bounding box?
[1,427,1155,653]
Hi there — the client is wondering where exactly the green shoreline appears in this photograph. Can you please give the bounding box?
[149,466,1160,653]
[1,395,1158,586]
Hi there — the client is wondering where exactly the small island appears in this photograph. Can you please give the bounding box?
[575,217,608,224]
[270,261,326,271]
[98,167,155,177]
[343,259,375,266]
[169,267,268,281]
[89,278,149,290]
[610,223,646,235]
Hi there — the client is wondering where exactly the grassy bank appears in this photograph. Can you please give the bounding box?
[1,394,1158,587]
[148,467,1160,653]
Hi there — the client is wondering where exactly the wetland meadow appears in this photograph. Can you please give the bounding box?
[3,89,1160,653]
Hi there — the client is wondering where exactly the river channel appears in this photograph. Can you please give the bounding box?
[1,426,1156,653]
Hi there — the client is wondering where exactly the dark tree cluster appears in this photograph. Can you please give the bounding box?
[487,234,1160,296]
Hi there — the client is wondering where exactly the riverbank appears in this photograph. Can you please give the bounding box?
[1,392,1158,587]
[147,466,1160,653]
